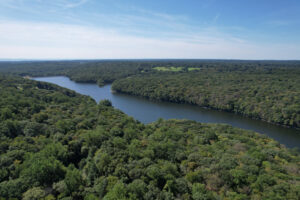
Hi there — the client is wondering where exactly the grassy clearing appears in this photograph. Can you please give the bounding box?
[188,67,201,71]
[153,66,183,72]
[154,67,201,72]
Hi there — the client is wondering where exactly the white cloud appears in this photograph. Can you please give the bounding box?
[64,0,89,8]
[0,21,299,59]
[1,0,89,11]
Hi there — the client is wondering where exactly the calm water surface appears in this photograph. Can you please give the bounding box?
[32,76,300,149]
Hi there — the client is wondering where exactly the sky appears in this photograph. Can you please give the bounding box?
[0,0,300,60]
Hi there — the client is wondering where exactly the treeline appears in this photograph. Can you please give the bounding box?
[112,66,300,129]
[1,60,300,128]
[1,60,300,84]
[0,76,299,199]
[0,60,142,86]
[0,60,150,86]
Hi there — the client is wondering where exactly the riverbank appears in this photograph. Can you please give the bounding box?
[32,76,300,149]
[3,76,300,199]
[111,70,300,130]
[112,87,300,131]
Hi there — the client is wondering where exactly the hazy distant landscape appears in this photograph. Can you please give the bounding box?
[1,60,300,128]
[1,0,300,199]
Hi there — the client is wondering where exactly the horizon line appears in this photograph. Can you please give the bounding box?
[1,58,300,62]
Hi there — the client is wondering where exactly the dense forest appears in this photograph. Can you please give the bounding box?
[0,76,300,199]
[0,60,299,129]
[112,66,300,129]
[0,60,149,86]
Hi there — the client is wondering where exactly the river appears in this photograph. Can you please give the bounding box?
[32,76,300,149]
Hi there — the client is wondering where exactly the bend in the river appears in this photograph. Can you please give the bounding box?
[32,76,300,149]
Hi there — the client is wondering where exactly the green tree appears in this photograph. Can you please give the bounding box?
[103,182,129,200]
[22,187,46,200]
[64,165,84,197]
[21,155,65,186]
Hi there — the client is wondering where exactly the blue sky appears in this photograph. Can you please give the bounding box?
[0,0,299,59]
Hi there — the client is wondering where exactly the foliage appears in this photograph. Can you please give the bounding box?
[22,187,46,200]
[0,75,299,199]
[112,63,300,128]
[1,60,299,128]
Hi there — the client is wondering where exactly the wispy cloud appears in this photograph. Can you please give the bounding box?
[0,1,239,39]
[94,5,192,35]
[64,0,89,8]
[129,6,189,22]
[0,20,299,60]
[1,0,42,14]
[1,0,89,11]
[0,1,299,59]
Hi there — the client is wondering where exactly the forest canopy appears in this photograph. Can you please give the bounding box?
[0,60,299,128]
[112,66,300,128]
[0,76,299,199]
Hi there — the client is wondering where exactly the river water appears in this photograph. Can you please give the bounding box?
[32,76,300,149]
